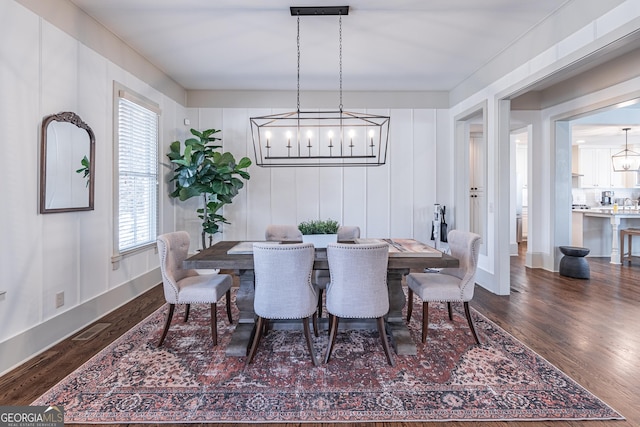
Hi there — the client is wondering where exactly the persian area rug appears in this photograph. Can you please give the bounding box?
[33,290,623,423]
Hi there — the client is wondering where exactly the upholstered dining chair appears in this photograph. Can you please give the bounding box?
[406,229,482,345]
[246,242,320,367]
[324,242,395,366]
[265,224,303,242]
[156,231,233,347]
[313,226,360,316]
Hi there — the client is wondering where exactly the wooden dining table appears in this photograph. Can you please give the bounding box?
[183,239,458,357]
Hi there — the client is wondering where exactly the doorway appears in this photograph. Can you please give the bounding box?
[454,102,487,257]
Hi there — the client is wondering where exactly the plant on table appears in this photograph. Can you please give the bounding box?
[298,219,340,235]
[167,128,251,249]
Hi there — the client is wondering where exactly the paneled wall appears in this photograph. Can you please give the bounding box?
[173,108,444,251]
[0,1,185,375]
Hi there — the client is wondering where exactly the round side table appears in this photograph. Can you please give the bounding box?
[559,246,590,279]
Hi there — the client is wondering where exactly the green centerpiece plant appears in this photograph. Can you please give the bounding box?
[167,128,251,249]
[298,219,340,248]
[298,219,340,235]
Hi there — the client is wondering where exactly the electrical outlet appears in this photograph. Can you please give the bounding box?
[55,291,64,308]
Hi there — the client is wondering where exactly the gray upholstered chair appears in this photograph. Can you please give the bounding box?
[156,231,233,347]
[406,230,482,345]
[313,226,360,316]
[246,242,320,367]
[265,224,303,242]
[324,242,394,366]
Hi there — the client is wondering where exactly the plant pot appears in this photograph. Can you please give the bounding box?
[302,234,338,248]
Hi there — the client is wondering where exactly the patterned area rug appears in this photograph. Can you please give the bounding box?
[33,290,623,423]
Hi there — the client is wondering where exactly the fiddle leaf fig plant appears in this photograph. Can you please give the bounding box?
[167,128,251,248]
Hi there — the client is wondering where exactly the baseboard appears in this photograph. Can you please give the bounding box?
[525,251,547,269]
[0,268,161,377]
[510,243,519,255]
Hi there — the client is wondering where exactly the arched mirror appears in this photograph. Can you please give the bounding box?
[40,112,95,213]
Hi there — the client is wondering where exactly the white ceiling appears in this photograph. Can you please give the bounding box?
[70,0,572,91]
[67,0,639,143]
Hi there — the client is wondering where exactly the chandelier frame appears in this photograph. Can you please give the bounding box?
[611,127,640,172]
[250,5,390,168]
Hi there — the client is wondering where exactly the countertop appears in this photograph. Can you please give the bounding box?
[572,207,640,217]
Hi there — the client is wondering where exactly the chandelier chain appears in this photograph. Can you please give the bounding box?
[297,12,300,112]
[339,12,343,111]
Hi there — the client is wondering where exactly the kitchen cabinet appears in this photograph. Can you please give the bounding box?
[577,209,640,262]
[579,147,636,188]
[580,147,614,187]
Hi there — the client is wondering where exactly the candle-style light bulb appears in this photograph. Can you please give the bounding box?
[368,129,375,155]
[285,131,292,157]
[265,131,272,148]
[327,130,334,156]
[306,130,313,156]
[348,129,355,155]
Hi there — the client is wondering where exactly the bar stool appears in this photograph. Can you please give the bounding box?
[559,246,590,279]
[620,228,640,265]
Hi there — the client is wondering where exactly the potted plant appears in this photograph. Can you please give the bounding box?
[298,219,340,248]
[167,128,251,249]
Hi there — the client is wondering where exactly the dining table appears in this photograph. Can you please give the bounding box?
[183,239,459,357]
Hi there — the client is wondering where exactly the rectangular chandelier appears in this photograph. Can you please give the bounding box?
[250,110,390,167]
[249,5,390,168]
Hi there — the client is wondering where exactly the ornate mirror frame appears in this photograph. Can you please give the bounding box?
[40,111,95,213]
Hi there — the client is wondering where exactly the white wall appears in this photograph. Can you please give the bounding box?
[447,1,640,294]
[0,0,186,375]
[2,0,640,375]
[174,108,443,251]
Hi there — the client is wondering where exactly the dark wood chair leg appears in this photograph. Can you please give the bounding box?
[464,302,481,345]
[447,302,453,321]
[158,303,175,347]
[407,288,414,322]
[317,289,324,317]
[421,301,429,343]
[312,312,318,337]
[376,317,395,366]
[184,304,190,322]
[210,303,218,346]
[245,316,265,366]
[302,317,319,366]
[225,289,233,323]
[324,314,339,363]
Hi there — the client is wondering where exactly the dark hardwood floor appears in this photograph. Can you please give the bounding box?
[1,243,638,427]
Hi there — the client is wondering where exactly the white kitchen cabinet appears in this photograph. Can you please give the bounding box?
[579,147,636,188]
[580,147,614,188]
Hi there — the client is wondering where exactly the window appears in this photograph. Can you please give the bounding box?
[114,87,160,256]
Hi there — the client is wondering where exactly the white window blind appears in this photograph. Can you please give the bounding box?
[117,94,159,253]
